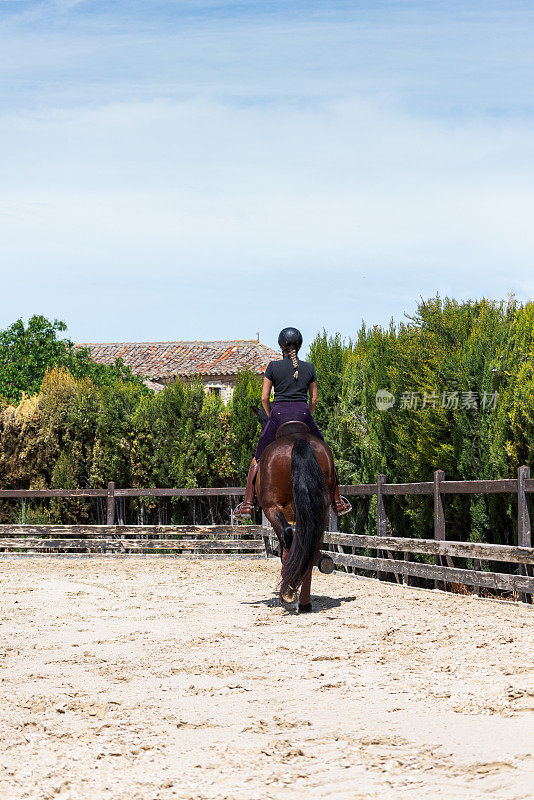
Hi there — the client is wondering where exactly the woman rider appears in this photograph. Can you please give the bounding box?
[234,326,352,519]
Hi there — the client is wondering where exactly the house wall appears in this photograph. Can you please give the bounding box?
[202,376,235,404]
[147,375,237,404]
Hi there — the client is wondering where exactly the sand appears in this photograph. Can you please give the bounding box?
[0,556,532,800]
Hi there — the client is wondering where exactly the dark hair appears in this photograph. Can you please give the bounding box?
[284,346,299,380]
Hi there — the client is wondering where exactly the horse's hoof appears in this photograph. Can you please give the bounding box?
[298,602,312,614]
[318,555,334,575]
[281,587,297,604]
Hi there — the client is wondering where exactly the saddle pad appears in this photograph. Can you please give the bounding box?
[275,421,310,439]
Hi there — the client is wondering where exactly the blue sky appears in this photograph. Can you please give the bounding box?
[1,1,533,351]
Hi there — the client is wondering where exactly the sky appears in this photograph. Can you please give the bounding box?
[1,0,533,352]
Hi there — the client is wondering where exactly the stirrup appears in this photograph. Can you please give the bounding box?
[334,496,352,517]
[233,501,254,520]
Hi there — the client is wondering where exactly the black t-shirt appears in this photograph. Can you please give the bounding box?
[264,358,317,403]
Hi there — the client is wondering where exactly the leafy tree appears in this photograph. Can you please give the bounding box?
[228,369,263,480]
[307,331,351,431]
[0,315,145,402]
[307,296,534,546]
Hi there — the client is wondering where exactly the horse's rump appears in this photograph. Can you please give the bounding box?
[258,432,335,601]
[258,432,334,518]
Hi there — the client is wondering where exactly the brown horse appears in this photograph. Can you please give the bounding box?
[251,408,336,611]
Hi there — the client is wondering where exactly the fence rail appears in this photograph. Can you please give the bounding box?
[2,473,534,501]
[0,486,244,499]
[0,525,264,558]
[318,532,534,595]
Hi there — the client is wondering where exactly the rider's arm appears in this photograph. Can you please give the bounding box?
[261,377,273,416]
[308,381,318,412]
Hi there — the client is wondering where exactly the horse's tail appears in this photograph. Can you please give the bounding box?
[280,437,327,601]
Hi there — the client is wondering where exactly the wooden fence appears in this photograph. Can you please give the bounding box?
[1,468,534,602]
[0,525,264,558]
[0,484,245,526]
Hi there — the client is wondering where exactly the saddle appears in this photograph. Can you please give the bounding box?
[275,420,310,439]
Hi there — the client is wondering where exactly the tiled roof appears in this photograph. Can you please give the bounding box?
[77,340,281,379]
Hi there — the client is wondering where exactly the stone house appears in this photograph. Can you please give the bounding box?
[79,339,280,403]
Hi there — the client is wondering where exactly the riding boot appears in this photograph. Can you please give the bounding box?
[332,468,352,516]
[233,458,259,520]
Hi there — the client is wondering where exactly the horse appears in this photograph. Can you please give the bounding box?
[250,406,336,612]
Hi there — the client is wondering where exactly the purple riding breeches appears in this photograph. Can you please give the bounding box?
[254,401,325,462]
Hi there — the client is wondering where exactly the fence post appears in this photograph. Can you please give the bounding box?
[517,465,532,604]
[261,511,273,558]
[434,470,445,590]
[107,482,115,526]
[329,506,338,533]
[377,474,387,580]
[328,505,345,570]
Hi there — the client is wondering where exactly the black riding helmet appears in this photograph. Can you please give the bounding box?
[278,327,303,351]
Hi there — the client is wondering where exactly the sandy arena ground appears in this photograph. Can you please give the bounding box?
[0,557,533,800]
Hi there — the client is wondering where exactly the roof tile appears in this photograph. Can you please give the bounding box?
[77,339,281,379]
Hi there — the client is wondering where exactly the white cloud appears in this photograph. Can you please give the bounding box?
[1,97,533,286]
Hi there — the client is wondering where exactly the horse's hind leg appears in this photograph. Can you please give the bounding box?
[299,540,327,611]
[263,507,293,563]
[299,565,313,609]
[278,511,293,558]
